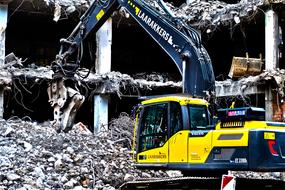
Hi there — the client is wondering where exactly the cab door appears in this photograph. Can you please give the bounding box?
[168,102,188,163]
[136,103,169,164]
[188,105,213,163]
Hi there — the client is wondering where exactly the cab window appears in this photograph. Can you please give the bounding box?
[139,103,168,152]
[189,105,210,129]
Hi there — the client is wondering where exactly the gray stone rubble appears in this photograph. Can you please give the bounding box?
[0,113,284,189]
[3,67,181,95]
[0,116,170,190]
[216,69,285,98]
[43,0,285,30]
[169,0,264,30]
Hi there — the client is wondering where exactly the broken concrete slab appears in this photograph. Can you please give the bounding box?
[216,69,285,98]
[1,65,285,98]
[168,0,264,30]
[0,65,181,95]
[43,0,285,30]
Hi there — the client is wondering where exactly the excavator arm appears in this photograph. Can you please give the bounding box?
[48,0,215,131]
[47,0,119,131]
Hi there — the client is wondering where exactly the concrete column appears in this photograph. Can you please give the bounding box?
[94,18,112,133]
[265,10,278,120]
[94,95,109,133]
[265,85,273,120]
[265,10,279,70]
[0,5,8,118]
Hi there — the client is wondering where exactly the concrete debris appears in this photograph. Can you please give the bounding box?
[3,54,285,99]
[6,173,21,181]
[0,63,181,95]
[2,61,285,98]
[72,122,92,135]
[79,70,181,96]
[3,126,14,137]
[0,117,170,189]
[53,2,62,22]
[0,114,283,189]
[108,112,135,149]
[230,171,282,180]
[268,0,285,3]
[216,69,285,98]
[166,0,264,30]
[42,0,284,30]
[132,72,177,82]
[44,0,90,15]
[3,53,23,69]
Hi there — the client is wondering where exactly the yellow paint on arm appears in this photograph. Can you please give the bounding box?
[135,7,140,15]
[96,10,105,21]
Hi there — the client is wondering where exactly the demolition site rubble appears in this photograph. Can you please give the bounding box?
[2,59,285,99]
[0,115,172,190]
[0,114,284,190]
[0,53,181,96]
[43,0,285,31]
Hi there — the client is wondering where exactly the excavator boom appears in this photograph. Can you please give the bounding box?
[48,0,215,131]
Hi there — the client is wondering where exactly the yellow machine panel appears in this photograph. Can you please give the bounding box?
[188,131,212,163]
[169,131,188,163]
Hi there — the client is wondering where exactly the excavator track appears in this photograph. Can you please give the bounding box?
[119,176,285,190]
[119,176,219,190]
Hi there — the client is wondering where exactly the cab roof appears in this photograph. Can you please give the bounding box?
[141,94,208,106]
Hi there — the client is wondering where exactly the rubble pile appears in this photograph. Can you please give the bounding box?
[231,171,282,180]
[108,112,135,149]
[0,62,181,96]
[81,70,181,96]
[132,72,178,83]
[216,69,285,98]
[143,0,265,31]
[43,0,277,30]
[0,117,168,190]
[0,116,283,190]
[169,0,264,30]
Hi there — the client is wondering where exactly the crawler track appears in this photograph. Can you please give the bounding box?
[119,176,285,190]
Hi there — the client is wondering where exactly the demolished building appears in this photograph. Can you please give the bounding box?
[0,0,284,131]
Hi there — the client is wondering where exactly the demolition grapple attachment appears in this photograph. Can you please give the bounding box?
[48,58,85,132]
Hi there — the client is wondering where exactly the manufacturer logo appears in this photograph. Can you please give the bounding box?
[189,130,208,137]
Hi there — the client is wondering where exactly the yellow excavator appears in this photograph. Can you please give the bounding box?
[47,0,285,188]
[133,95,285,174]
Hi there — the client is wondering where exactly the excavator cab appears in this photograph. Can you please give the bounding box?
[134,95,214,171]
